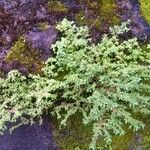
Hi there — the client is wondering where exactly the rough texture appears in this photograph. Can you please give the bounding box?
[26,27,58,61]
[0,117,58,150]
[0,0,119,75]
[0,1,150,149]
[116,0,150,41]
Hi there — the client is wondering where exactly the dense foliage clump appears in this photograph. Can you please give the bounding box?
[0,19,150,149]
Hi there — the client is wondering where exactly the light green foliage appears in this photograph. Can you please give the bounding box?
[0,19,150,149]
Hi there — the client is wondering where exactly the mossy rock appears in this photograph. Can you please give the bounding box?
[75,0,120,28]
[5,36,44,74]
[47,1,68,13]
[140,0,150,24]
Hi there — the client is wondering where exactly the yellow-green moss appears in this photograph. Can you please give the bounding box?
[47,1,68,13]
[75,0,120,28]
[6,36,44,74]
[75,10,87,26]
[99,0,120,25]
[140,0,150,24]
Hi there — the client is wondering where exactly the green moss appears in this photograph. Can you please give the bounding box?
[141,116,150,149]
[0,70,5,78]
[47,1,68,13]
[75,0,120,28]
[75,10,87,26]
[99,0,120,25]
[140,0,150,24]
[6,36,44,74]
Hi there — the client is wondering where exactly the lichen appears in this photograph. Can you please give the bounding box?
[6,36,44,74]
[140,0,150,24]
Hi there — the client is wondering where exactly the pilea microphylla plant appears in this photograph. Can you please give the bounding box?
[0,19,150,149]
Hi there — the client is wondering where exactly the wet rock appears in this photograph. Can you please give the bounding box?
[0,117,58,150]
[116,0,150,41]
[26,27,58,60]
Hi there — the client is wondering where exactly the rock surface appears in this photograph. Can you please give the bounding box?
[0,0,119,75]
[26,27,58,61]
[0,117,58,150]
[116,0,150,41]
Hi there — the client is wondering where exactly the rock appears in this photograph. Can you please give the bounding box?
[116,0,150,41]
[0,0,57,74]
[26,27,58,60]
[0,117,58,150]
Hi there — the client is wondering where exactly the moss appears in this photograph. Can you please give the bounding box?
[75,10,87,26]
[47,1,68,13]
[53,113,150,150]
[75,10,101,28]
[140,0,150,24]
[53,114,99,150]
[140,116,150,149]
[75,0,120,29]
[99,0,120,25]
[6,36,44,74]
[37,22,50,31]
[53,114,128,150]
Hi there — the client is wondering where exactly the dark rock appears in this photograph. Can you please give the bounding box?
[116,0,150,41]
[26,27,58,60]
[0,117,58,150]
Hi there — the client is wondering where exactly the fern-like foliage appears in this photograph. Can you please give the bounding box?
[0,19,150,149]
